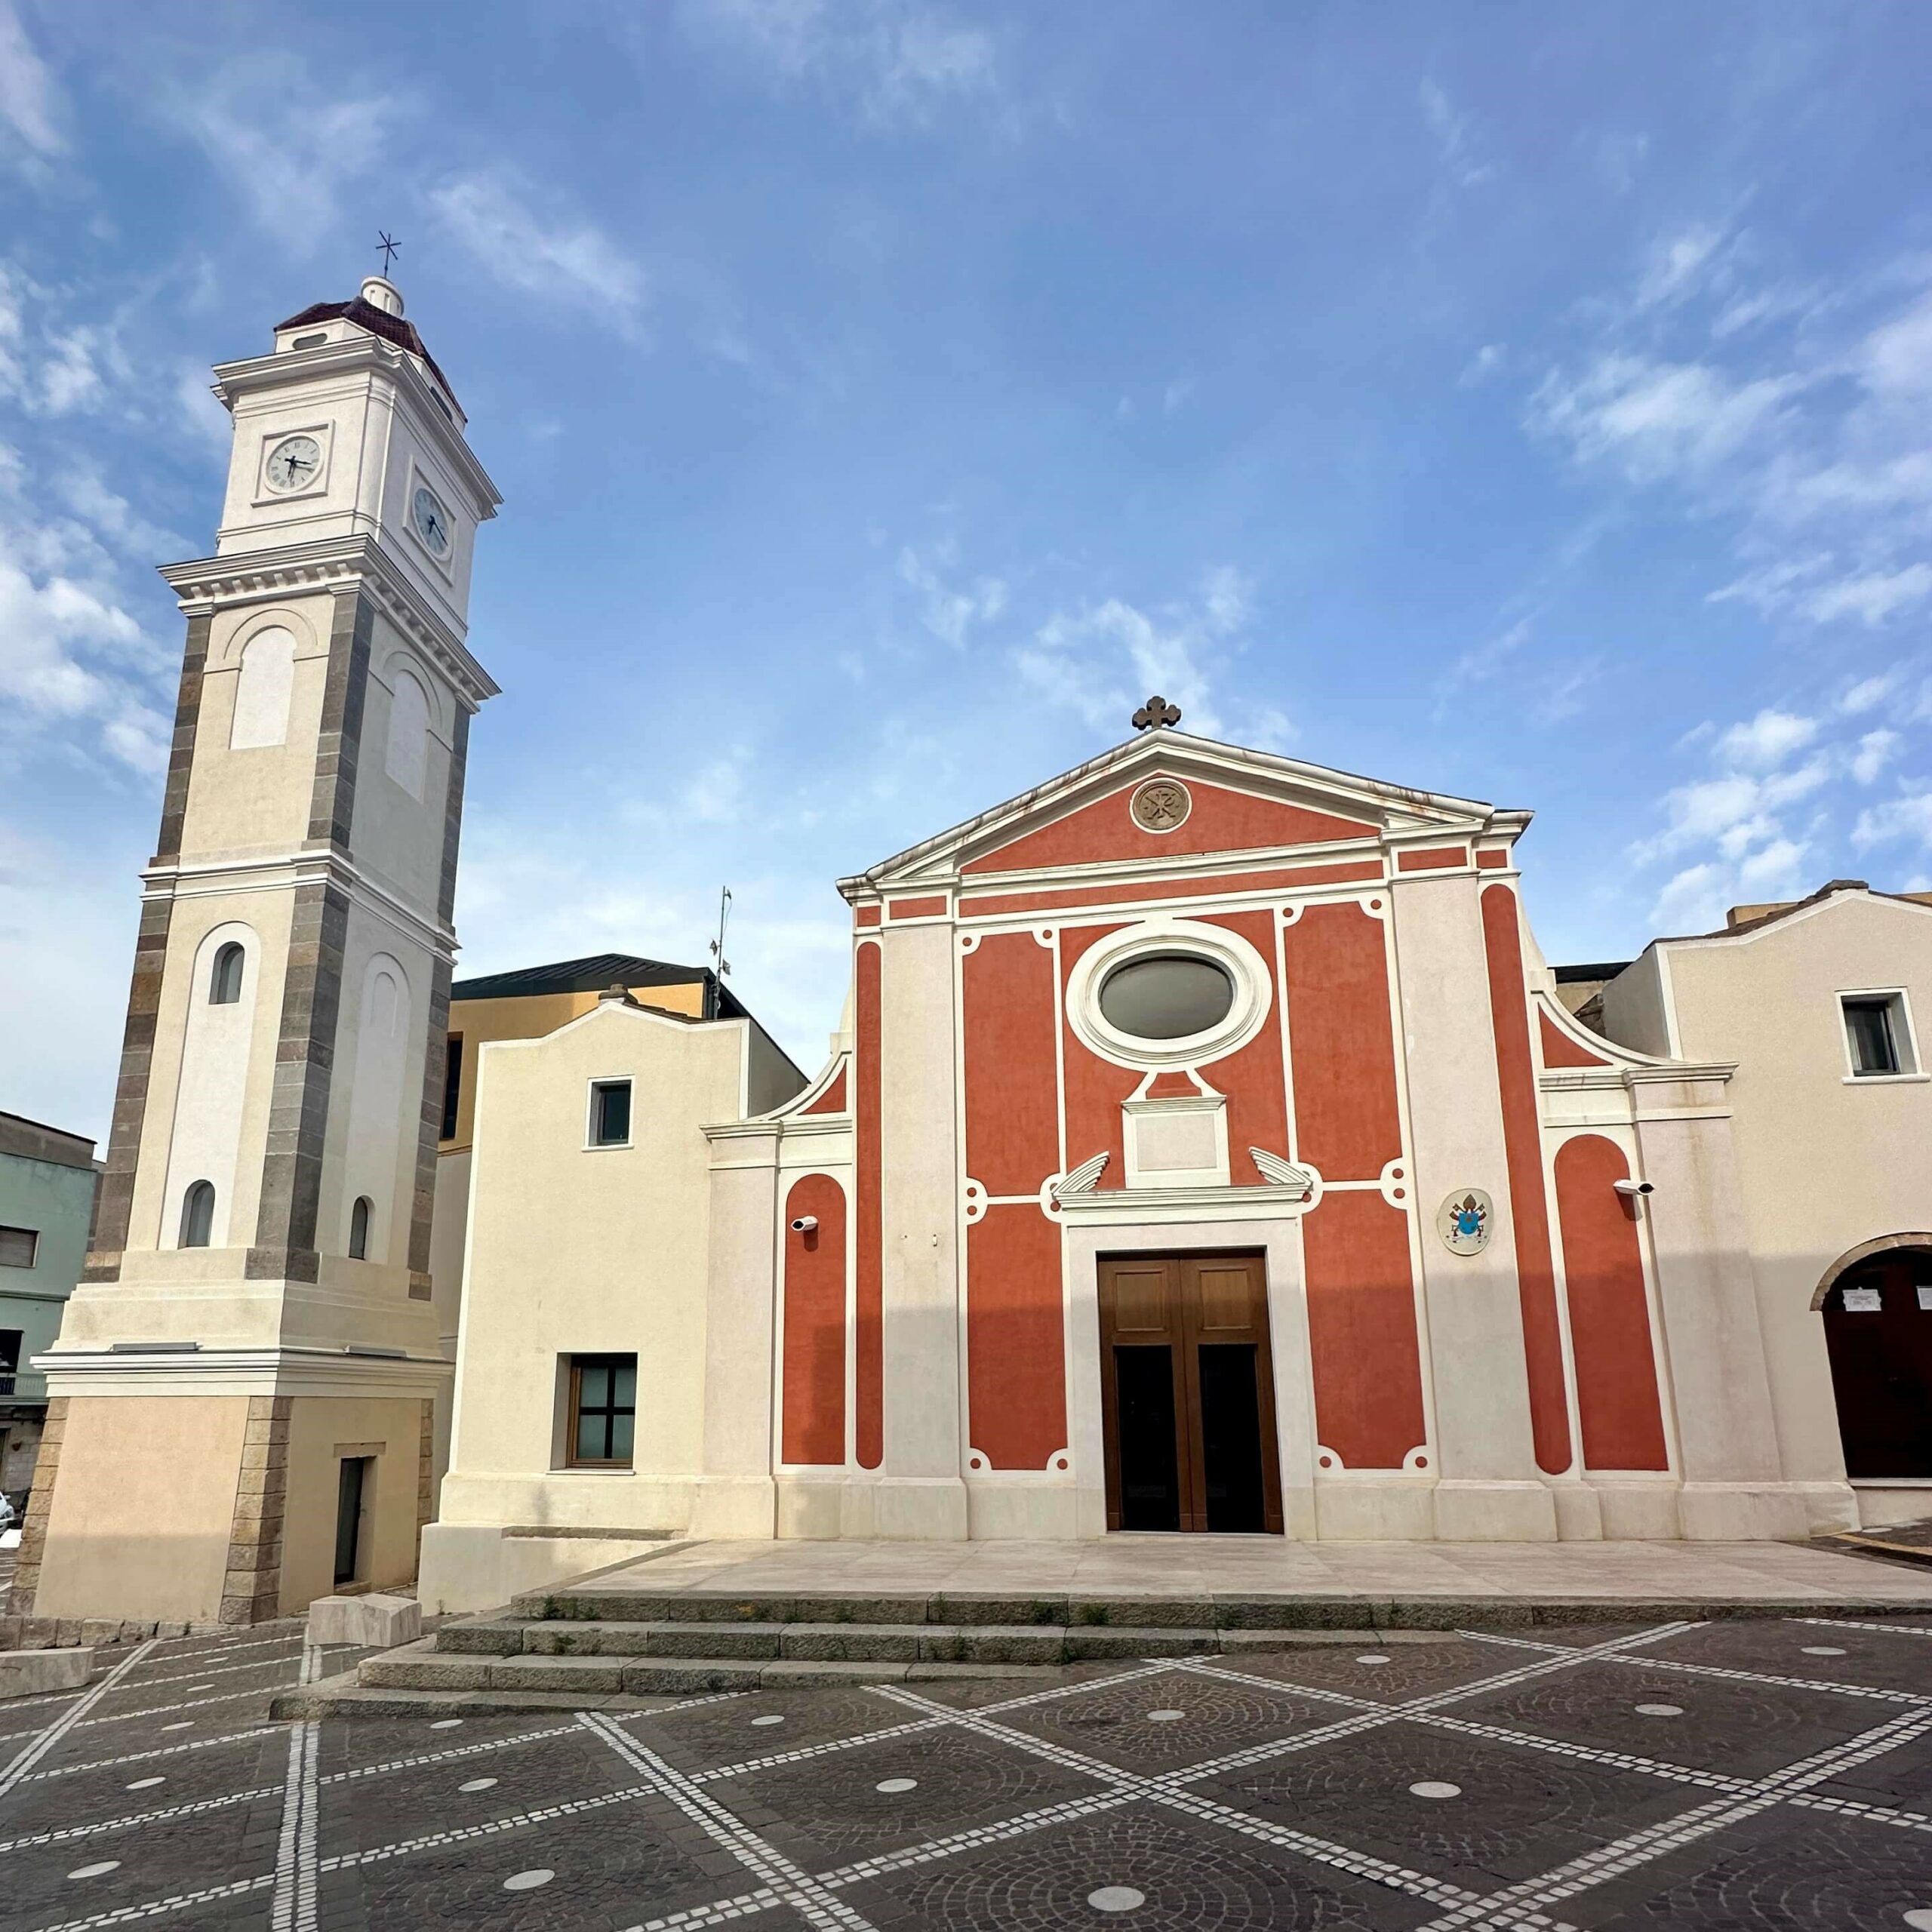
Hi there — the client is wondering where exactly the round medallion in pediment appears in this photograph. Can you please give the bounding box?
[1130,777,1192,832]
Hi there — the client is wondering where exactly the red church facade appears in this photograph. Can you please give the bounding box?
[737,722,1809,1546]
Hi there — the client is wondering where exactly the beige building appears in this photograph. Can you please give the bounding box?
[424,955,804,1494]
[1594,880,1932,1531]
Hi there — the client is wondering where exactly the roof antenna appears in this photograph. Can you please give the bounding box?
[709,886,733,980]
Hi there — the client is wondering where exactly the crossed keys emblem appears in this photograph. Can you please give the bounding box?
[1132,694,1183,731]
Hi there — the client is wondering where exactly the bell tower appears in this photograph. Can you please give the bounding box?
[18,275,501,1626]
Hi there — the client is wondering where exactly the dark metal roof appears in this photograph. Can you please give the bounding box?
[451,952,749,1021]
[275,296,456,403]
[1552,961,1633,983]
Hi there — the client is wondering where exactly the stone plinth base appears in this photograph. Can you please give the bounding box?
[1,1646,91,1697]
[307,1593,422,1648]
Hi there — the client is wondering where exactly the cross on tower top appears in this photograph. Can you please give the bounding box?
[376,230,401,272]
[1133,694,1182,731]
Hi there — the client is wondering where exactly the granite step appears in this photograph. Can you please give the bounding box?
[352,1638,1057,1700]
[429,1619,1456,1669]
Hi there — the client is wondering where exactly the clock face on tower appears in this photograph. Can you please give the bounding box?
[264,434,321,493]
[411,484,451,557]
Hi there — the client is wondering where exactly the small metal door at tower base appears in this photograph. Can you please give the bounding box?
[1097,1251,1283,1534]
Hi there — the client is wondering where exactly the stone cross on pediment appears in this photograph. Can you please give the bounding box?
[1133,694,1182,731]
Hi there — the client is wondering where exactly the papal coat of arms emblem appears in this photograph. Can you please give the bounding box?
[1131,778,1191,832]
[1438,1189,1494,1256]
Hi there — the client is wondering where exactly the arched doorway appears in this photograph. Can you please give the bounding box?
[1816,1237,1932,1478]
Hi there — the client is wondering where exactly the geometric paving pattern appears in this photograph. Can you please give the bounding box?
[2,1614,1931,1930]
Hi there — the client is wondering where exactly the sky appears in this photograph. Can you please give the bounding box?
[3,2,1931,1142]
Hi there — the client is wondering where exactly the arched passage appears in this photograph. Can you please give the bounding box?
[1814,1236,1932,1478]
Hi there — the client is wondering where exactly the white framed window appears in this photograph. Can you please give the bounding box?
[1063,917,1274,1071]
[1840,988,1921,1080]
[587,1078,632,1149]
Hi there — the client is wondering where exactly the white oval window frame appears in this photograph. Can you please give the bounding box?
[1066,917,1272,1070]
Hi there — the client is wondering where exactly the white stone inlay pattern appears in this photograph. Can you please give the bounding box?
[1088,1885,1146,1911]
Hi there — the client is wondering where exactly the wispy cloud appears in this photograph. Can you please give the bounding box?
[1419,78,1495,188]
[159,54,397,245]
[0,0,64,166]
[1530,242,1932,642]
[897,540,1007,648]
[679,0,998,128]
[1014,566,1284,748]
[429,173,648,334]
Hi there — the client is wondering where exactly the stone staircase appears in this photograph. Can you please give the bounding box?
[275,1579,1480,1716]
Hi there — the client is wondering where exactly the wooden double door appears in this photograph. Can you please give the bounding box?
[1098,1251,1284,1534]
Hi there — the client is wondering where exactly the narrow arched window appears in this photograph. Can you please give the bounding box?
[180,1180,215,1249]
[209,942,245,1004]
[384,667,432,800]
[349,1195,372,1260]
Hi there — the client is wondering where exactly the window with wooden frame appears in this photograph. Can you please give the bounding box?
[567,1353,637,1467]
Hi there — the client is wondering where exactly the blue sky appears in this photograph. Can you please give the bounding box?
[3,2,1931,1140]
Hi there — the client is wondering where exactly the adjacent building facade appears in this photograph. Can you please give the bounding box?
[0,1113,100,1515]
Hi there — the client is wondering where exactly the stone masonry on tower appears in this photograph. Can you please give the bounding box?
[17,276,500,1626]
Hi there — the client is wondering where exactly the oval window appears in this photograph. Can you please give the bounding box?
[1097,952,1235,1040]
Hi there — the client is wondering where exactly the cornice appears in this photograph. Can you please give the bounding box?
[160,534,498,707]
[141,844,457,958]
[34,1344,452,1399]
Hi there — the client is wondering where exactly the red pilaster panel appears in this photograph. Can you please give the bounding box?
[1555,1136,1668,1472]
[963,932,1060,1195]
[781,1174,848,1466]
[966,1206,1067,1469]
[855,942,884,1469]
[1300,1190,1426,1469]
[1060,924,1137,1189]
[1481,884,1573,1475]
[1202,909,1288,1170]
[1279,901,1402,1180]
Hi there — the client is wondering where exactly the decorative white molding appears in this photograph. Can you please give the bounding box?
[33,1344,452,1400]
[1050,1179,1317,1226]
[140,847,457,960]
[1249,1148,1315,1198]
[161,533,497,709]
[1055,1152,1110,1195]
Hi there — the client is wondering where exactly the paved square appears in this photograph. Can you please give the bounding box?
[4,1611,1932,1930]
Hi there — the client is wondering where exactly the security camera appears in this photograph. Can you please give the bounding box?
[790,1216,818,1233]
[1612,1179,1654,1198]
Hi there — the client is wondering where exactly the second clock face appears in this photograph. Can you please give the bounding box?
[412,485,451,556]
[265,434,321,492]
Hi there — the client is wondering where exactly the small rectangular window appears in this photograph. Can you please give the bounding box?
[1843,993,1911,1076]
[441,1035,464,1141]
[589,1078,632,1147]
[0,1226,36,1269]
[568,1353,637,1466]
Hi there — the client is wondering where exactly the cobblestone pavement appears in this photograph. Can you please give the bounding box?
[3,1614,1932,1930]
